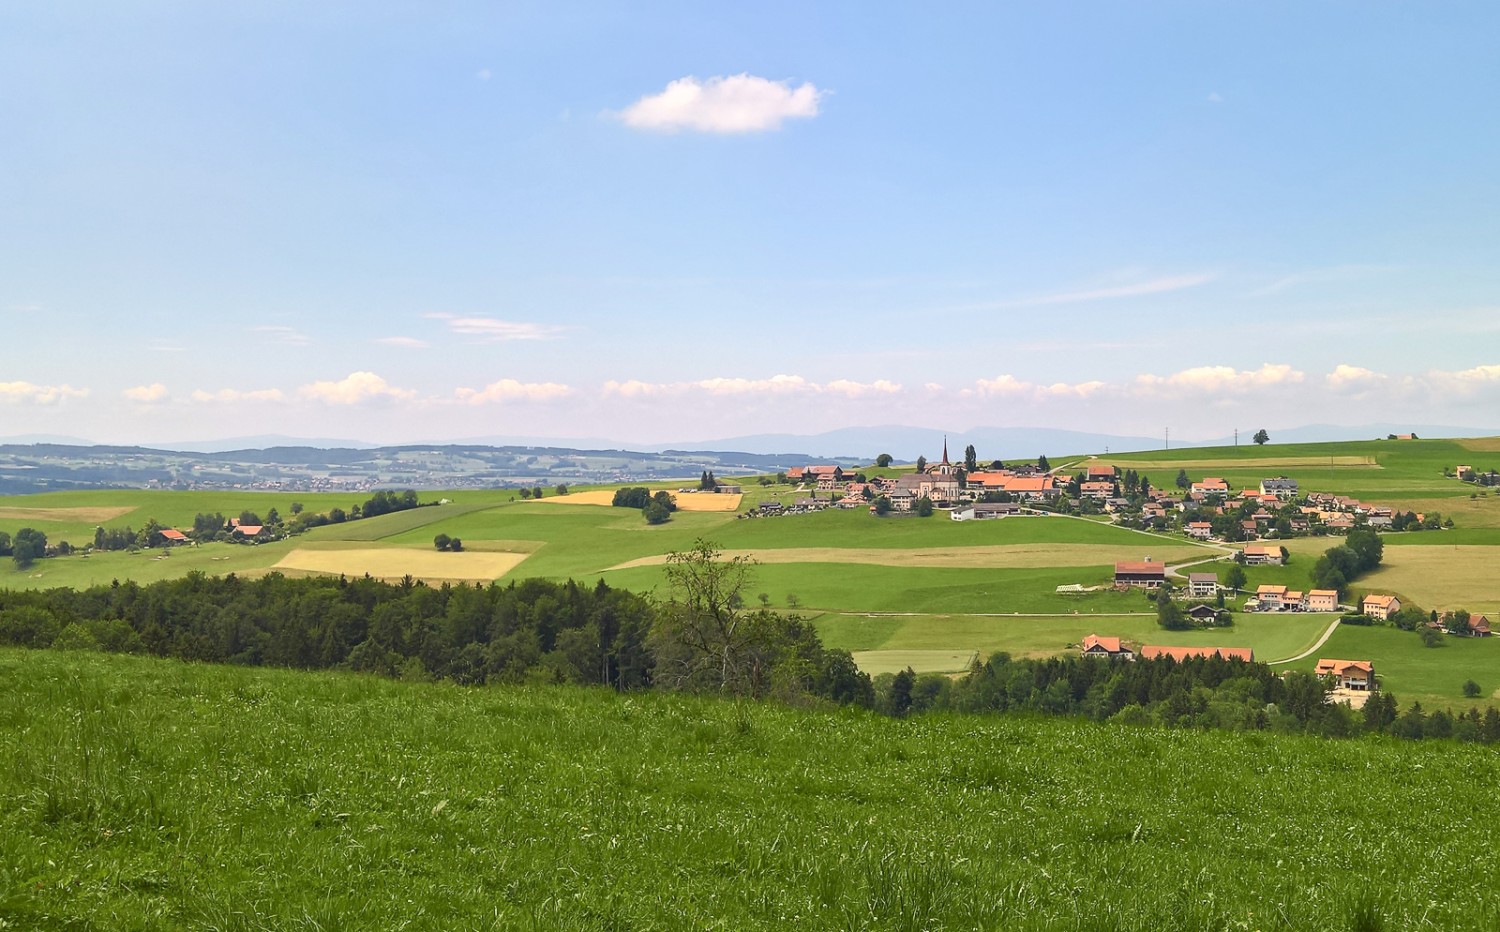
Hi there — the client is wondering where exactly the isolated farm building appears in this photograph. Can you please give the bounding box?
[758,501,785,514]
[1306,589,1340,612]
[232,524,265,539]
[716,484,743,495]
[1361,594,1402,621]
[1187,573,1219,599]
[1469,614,1492,637]
[1141,645,1254,663]
[1114,561,1166,588]
[1259,477,1299,498]
[1315,659,1377,690]
[1254,584,1289,610]
[158,528,189,545]
[1240,544,1285,566]
[1456,465,1475,480]
[1083,464,1116,482]
[1080,634,1134,661]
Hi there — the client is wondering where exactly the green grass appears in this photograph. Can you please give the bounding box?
[1290,624,1500,709]
[816,611,1333,663]
[850,649,978,676]
[5,648,1500,930]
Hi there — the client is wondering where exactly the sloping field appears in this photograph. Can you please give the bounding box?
[1359,545,1500,614]
[0,505,136,523]
[273,547,528,582]
[538,490,742,511]
[852,649,977,676]
[608,542,1210,571]
[1458,437,1500,452]
[1089,456,1378,470]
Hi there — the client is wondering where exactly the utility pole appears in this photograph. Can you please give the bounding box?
[1234,428,1239,448]
[1164,427,1169,450]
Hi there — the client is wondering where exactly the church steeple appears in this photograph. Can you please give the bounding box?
[941,436,949,466]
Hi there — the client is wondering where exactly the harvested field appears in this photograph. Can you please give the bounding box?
[1458,437,1500,452]
[852,649,978,676]
[0,505,137,523]
[273,547,528,582]
[537,490,742,511]
[1360,546,1500,613]
[607,543,1209,571]
[1088,456,1378,470]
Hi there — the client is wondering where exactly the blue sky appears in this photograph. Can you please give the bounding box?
[3,1,1499,445]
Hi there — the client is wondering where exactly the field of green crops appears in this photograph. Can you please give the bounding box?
[5,647,1500,930]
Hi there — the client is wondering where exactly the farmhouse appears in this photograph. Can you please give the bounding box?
[1254,584,1288,610]
[1469,614,1492,637]
[1259,477,1299,498]
[1240,544,1285,566]
[1186,522,1214,540]
[1315,659,1377,691]
[1080,634,1134,660]
[1187,572,1218,599]
[1185,604,1227,624]
[1306,589,1339,612]
[1141,645,1254,663]
[965,473,1058,500]
[158,528,189,545]
[1361,594,1401,620]
[1191,477,1229,494]
[1083,464,1116,482]
[1114,561,1166,589]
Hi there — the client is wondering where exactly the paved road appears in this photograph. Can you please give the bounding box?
[1268,615,1344,665]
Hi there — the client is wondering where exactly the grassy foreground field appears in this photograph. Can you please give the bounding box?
[6,648,1500,930]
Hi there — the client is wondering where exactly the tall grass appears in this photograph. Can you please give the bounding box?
[3,648,1500,929]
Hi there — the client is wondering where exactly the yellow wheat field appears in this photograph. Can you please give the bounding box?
[273,547,529,582]
[536,490,743,511]
[1359,546,1500,613]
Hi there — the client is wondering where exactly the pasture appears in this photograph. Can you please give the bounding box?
[1290,624,1500,709]
[1357,545,1500,615]
[6,648,1500,930]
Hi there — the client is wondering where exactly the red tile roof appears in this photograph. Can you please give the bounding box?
[1115,561,1166,576]
[1141,645,1253,663]
[1081,634,1126,653]
[1315,659,1374,676]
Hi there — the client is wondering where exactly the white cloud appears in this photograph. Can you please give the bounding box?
[298,372,416,405]
[375,336,431,349]
[823,379,902,398]
[1325,364,1386,392]
[123,383,169,403]
[697,375,812,395]
[1134,363,1304,396]
[251,325,311,346]
[602,379,662,398]
[1425,364,1500,396]
[427,314,567,342]
[0,381,88,404]
[454,379,573,404]
[970,375,1035,397]
[1043,380,1107,398]
[190,387,287,404]
[615,73,822,134]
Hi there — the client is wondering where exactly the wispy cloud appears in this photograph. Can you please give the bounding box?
[298,372,416,405]
[1134,363,1304,397]
[375,336,431,349]
[251,325,311,346]
[613,74,823,134]
[148,340,187,353]
[426,314,569,342]
[123,383,169,404]
[0,381,88,404]
[454,379,573,404]
[1023,273,1216,307]
[1248,264,1390,298]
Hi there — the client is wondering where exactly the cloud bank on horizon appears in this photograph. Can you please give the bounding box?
[3,4,1499,445]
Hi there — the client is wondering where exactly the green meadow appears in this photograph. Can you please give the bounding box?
[5,648,1500,930]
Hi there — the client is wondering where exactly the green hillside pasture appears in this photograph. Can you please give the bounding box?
[608,542,1211,572]
[851,649,977,676]
[297,499,495,541]
[603,562,1164,615]
[1357,545,1500,615]
[817,611,1333,664]
[1291,624,1500,709]
[5,649,1500,930]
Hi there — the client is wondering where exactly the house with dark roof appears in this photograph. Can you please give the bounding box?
[1259,477,1299,498]
[1187,573,1218,599]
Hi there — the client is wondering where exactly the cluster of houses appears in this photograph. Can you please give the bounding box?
[1080,635,1378,691]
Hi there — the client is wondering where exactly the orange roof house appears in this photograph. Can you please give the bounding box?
[1316,659,1377,690]
[1141,645,1254,663]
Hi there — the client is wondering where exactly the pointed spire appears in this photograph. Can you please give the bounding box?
[941,435,949,466]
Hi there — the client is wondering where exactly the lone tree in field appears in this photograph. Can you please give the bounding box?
[875,453,893,468]
[1253,429,1270,446]
[648,539,756,693]
[1176,468,1190,489]
[1224,564,1247,593]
